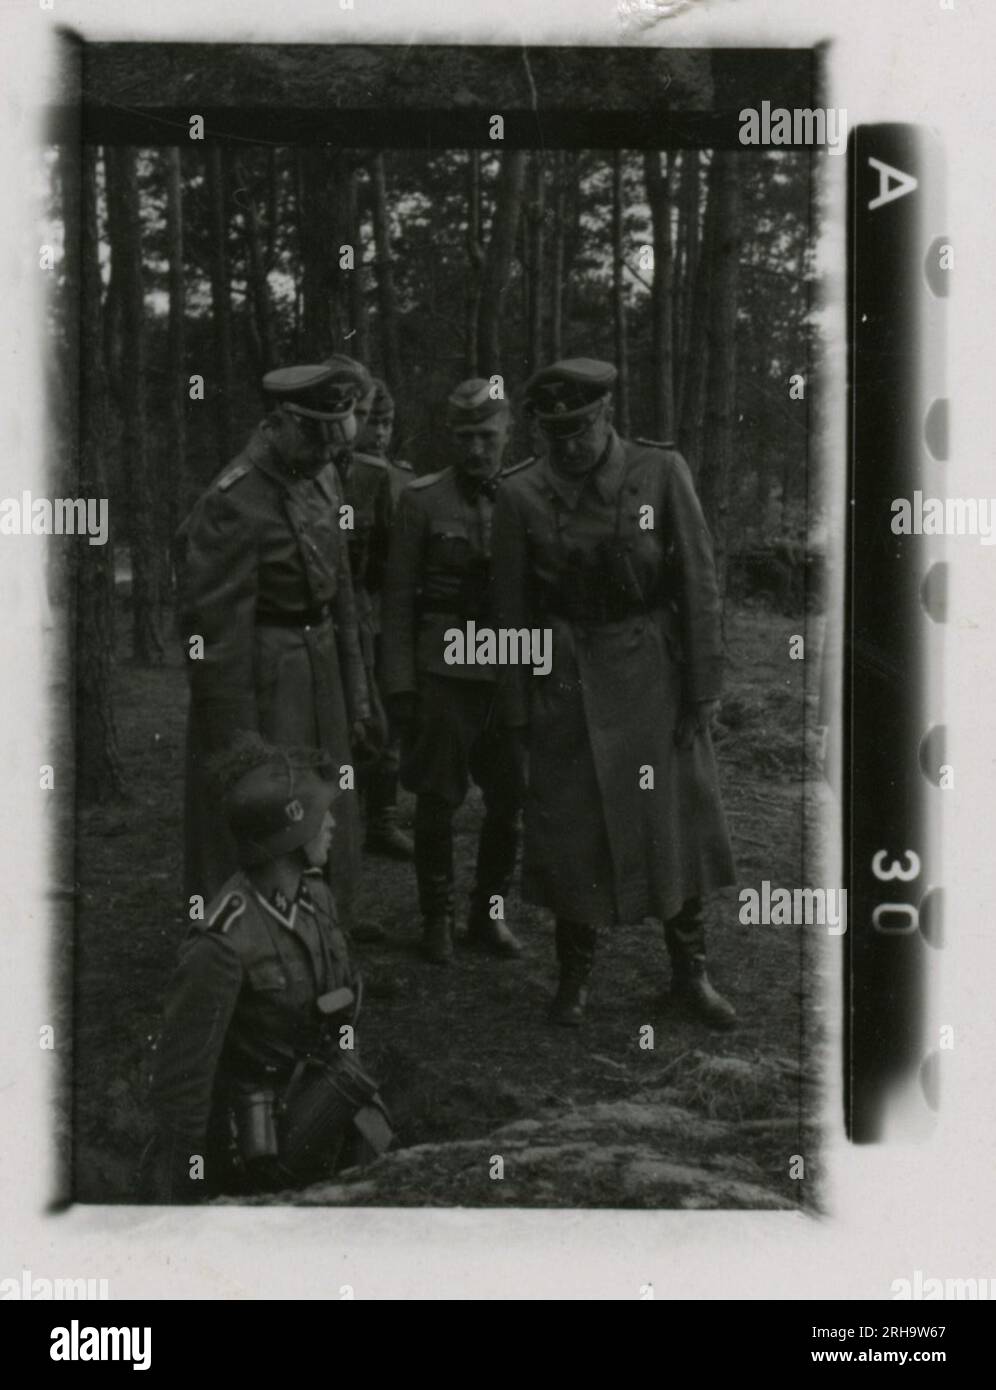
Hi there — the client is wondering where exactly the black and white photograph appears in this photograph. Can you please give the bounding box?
[44,41,833,1212]
[1,0,995,1317]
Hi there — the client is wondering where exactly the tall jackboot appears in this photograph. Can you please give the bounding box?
[414,795,455,964]
[466,812,521,957]
[365,765,414,860]
[665,897,737,1031]
[549,920,597,1027]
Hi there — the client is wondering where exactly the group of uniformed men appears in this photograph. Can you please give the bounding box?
[144,352,739,1201]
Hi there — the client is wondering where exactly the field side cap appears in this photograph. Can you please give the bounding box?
[263,364,356,422]
[370,378,395,418]
[447,377,509,431]
[525,358,617,437]
[225,757,339,865]
[323,354,375,400]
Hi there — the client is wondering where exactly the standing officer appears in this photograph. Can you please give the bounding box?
[491,359,737,1028]
[323,355,413,860]
[177,364,374,931]
[382,379,527,964]
[143,738,391,1202]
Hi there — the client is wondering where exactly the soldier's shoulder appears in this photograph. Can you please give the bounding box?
[629,437,687,481]
[388,457,415,475]
[353,450,389,473]
[200,874,253,937]
[407,466,452,493]
[499,455,543,499]
[633,436,678,454]
[499,455,540,483]
[215,458,253,493]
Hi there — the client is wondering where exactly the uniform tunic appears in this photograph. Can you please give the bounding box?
[382,463,524,807]
[176,429,370,917]
[491,431,736,924]
[147,870,354,1201]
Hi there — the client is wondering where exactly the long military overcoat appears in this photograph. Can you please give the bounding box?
[176,429,369,922]
[491,431,736,925]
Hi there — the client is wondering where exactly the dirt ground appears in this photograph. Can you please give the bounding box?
[70,599,832,1209]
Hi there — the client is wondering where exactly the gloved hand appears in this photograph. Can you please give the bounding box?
[674,699,720,750]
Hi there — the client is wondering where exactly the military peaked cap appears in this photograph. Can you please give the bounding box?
[524,358,617,437]
[263,364,357,422]
[323,354,375,401]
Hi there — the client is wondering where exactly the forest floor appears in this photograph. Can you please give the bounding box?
[70,599,834,1211]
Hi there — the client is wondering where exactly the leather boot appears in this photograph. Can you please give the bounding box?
[665,898,736,1031]
[422,901,454,964]
[671,957,737,1031]
[549,920,596,1027]
[466,808,521,956]
[415,795,455,965]
[365,769,414,859]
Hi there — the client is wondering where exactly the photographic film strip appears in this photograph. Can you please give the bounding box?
[846,123,947,1142]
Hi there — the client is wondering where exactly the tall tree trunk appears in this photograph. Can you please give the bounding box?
[299,147,336,359]
[561,152,584,336]
[697,151,741,591]
[464,150,483,376]
[265,147,278,272]
[526,152,545,376]
[237,154,275,374]
[675,149,701,413]
[550,151,565,361]
[678,153,717,472]
[205,144,235,467]
[644,150,675,440]
[328,151,351,351]
[104,146,164,665]
[370,152,402,390]
[165,146,186,568]
[61,144,126,800]
[346,167,370,363]
[611,152,630,438]
[294,150,305,356]
[476,150,527,377]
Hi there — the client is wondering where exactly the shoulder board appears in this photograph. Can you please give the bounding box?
[390,458,415,474]
[353,451,388,471]
[206,891,246,935]
[635,437,676,452]
[215,459,253,492]
[408,467,450,491]
[499,456,539,480]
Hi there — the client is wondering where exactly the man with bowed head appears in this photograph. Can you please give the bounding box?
[491,358,738,1029]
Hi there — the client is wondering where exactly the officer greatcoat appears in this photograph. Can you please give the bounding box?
[491,431,736,924]
[177,429,370,917]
